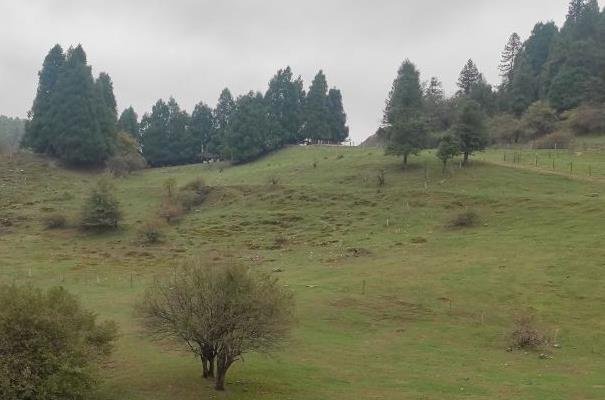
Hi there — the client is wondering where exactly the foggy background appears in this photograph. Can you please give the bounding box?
[0,0,571,143]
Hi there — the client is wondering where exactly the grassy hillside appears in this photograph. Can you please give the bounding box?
[1,146,605,399]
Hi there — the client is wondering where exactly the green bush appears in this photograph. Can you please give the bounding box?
[0,285,117,400]
[107,133,147,177]
[80,179,122,230]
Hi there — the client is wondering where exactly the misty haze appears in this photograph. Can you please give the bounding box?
[1,0,605,399]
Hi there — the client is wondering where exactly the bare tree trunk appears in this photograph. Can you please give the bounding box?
[215,354,233,391]
[442,160,447,174]
[403,154,408,168]
[201,356,209,379]
[463,152,469,165]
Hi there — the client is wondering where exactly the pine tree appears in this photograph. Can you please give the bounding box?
[383,60,427,165]
[499,33,523,87]
[140,99,171,166]
[223,92,277,162]
[265,66,305,144]
[302,70,331,143]
[425,77,445,102]
[190,102,216,160]
[384,60,424,124]
[23,44,65,153]
[457,59,481,95]
[453,100,488,164]
[95,72,118,154]
[51,45,114,165]
[213,88,236,153]
[469,75,497,115]
[326,88,349,143]
[509,54,537,116]
[118,106,139,138]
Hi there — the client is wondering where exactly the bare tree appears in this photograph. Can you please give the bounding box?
[137,260,294,391]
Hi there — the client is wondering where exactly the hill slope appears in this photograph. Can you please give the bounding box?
[1,147,605,399]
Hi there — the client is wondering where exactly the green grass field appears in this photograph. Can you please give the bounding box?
[2,146,605,399]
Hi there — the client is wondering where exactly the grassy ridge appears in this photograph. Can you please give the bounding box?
[1,146,605,399]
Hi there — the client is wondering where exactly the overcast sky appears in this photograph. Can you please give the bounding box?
[0,0,574,143]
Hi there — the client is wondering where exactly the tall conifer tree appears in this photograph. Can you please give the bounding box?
[23,44,65,153]
[302,71,331,143]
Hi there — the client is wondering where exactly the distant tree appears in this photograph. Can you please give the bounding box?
[469,76,497,115]
[223,92,278,162]
[118,106,139,138]
[0,285,117,400]
[140,98,195,166]
[508,54,537,116]
[302,70,331,143]
[22,44,65,154]
[265,66,306,144]
[457,59,481,95]
[213,88,236,155]
[190,102,216,160]
[383,60,427,165]
[452,100,488,164]
[49,45,116,165]
[0,116,25,155]
[436,134,460,173]
[80,179,122,230]
[499,33,523,87]
[95,72,118,150]
[424,77,455,132]
[425,77,445,103]
[326,88,349,143]
[137,261,294,391]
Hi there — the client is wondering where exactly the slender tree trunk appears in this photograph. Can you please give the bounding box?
[403,154,408,167]
[442,160,447,174]
[201,356,209,379]
[215,354,233,391]
[463,152,469,165]
[204,347,215,378]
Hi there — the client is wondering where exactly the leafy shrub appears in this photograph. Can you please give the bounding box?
[43,213,67,229]
[511,313,545,350]
[177,190,203,211]
[533,130,574,149]
[488,114,525,144]
[522,101,558,139]
[106,132,147,177]
[138,220,165,244]
[562,103,605,135]
[80,179,122,230]
[0,285,117,400]
[159,199,183,223]
[447,210,480,228]
[178,177,207,210]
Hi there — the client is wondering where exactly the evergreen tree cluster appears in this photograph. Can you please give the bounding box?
[23,46,348,167]
[381,59,488,166]
[23,44,118,165]
[502,0,605,113]
[139,68,349,166]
